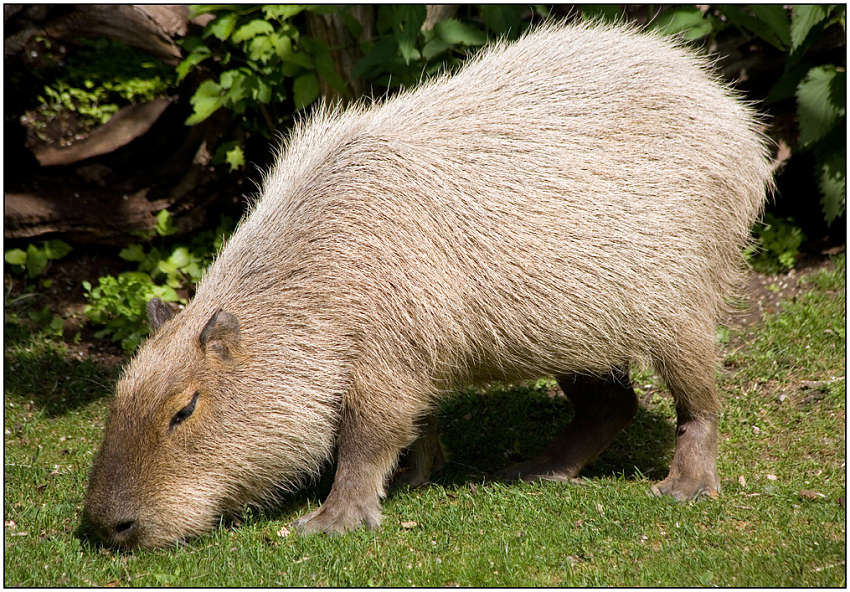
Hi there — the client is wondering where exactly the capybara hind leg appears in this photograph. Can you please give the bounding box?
[651,339,720,500]
[498,367,637,482]
[393,413,445,488]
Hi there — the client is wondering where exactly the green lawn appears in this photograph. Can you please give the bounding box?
[4,254,845,586]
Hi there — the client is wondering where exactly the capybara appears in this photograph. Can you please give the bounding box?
[83,21,774,548]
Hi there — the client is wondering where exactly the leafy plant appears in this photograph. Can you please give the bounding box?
[83,272,181,353]
[5,239,72,280]
[178,5,346,143]
[353,5,536,88]
[748,213,806,273]
[82,211,234,352]
[30,37,174,133]
[179,5,543,168]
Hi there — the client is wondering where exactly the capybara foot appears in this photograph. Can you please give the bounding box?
[495,456,578,483]
[651,475,718,501]
[392,422,446,489]
[292,497,381,535]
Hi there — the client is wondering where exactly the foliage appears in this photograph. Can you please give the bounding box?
[5,239,72,280]
[4,255,845,586]
[179,5,545,169]
[583,4,846,226]
[352,5,535,88]
[82,272,180,353]
[82,211,234,352]
[748,213,806,273]
[30,37,174,133]
[177,5,343,137]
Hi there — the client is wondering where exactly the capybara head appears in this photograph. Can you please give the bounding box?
[82,299,339,548]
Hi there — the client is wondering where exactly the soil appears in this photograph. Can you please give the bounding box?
[5,242,844,373]
[727,245,845,329]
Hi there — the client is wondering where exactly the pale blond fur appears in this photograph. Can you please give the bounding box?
[84,21,773,547]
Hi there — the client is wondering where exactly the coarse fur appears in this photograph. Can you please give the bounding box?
[83,20,774,548]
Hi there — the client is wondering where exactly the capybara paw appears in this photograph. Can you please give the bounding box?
[292,500,381,535]
[391,467,429,489]
[495,458,578,483]
[651,476,718,501]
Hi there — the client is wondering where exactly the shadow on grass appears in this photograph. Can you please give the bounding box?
[4,321,119,417]
[229,384,677,540]
[433,384,676,486]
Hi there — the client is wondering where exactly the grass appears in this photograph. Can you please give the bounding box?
[4,254,845,586]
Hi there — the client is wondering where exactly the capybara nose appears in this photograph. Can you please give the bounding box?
[81,507,139,548]
[104,518,139,547]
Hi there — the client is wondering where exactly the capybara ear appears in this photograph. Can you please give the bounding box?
[199,309,240,360]
[146,298,175,332]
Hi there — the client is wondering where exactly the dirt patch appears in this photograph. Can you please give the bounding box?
[725,246,844,328]
[5,247,127,368]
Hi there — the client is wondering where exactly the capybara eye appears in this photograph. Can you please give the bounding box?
[169,391,198,431]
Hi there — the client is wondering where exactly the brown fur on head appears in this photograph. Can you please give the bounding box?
[82,299,340,548]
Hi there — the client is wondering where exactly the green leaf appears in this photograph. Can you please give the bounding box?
[422,37,452,60]
[225,144,245,171]
[119,244,146,262]
[206,12,238,41]
[220,69,249,104]
[276,35,313,68]
[391,5,426,65]
[293,72,320,109]
[5,248,27,267]
[44,239,72,260]
[232,19,274,43]
[302,37,348,96]
[26,244,48,278]
[339,9,363,39]
[176,46,211,82]
[252,76,272,103]
[721,5,787,50]
[652,6,713,41]
[765,62,812,104]
[818,143,846,225]
[248,34,276,63]
[168,247,191,269]
[185,79,223,125]
[434,19,487,46]
[796,65,845,149]
[353,38,399,79]
[189,5,241,19]
[157,258,179,275]
[262,5,304,21]
[155,209,178,237]
[48,314,64,336]
[150,285,180,302]
[791,5,829,52]
[480,5,524,35]
[749,5,791,48]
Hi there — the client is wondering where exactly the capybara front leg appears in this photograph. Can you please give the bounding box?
[292,412,399,534]
[293,372,424,535]
[498,367,637,482]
